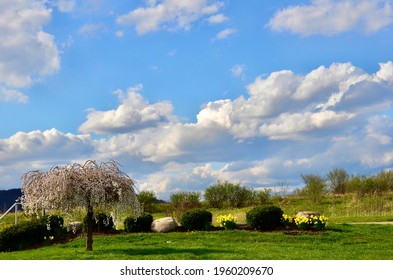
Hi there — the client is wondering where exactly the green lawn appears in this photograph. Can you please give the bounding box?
[2,193,393,260]
[1,224,392,260]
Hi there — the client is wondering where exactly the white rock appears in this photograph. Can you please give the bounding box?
[151,217,177,233]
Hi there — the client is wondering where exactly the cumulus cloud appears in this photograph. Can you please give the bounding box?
[197,62,393,140]
[2,62,393,196]
[0,128,94,165]
[0,0,60,88]
[116,0,224,34]
[268,0,393,36]
[79,85,175,134]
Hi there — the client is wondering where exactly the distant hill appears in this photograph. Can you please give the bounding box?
[0,189,22,213]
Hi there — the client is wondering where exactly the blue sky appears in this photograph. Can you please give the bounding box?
[1,0,393,199]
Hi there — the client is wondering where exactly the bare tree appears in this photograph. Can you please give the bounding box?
[327,168,348,194]
[21,160,139,251]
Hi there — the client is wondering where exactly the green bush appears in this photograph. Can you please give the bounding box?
[170,191,201,218]
[246,205,283,230]
[124,214,153,232]
[301,174,327,203]
[180,209,212,231]
[204,181,255,208]
[255,189,272,205]
[0,219,47,252]
[204,183,227,208]
[44,215,65,237]
[137,191,157,213]
[83,213,114,232]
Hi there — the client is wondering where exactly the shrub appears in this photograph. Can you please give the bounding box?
[327,168,348,194]
[0,219,47,252]
[44,215,65,237]
[204,181,255,208]
[301,174,326,203]
[204,183,228,208]
[180,209,212,231]
[137,191,157,214]
[246,205,283,230]
[124,214,153,232]
[83,213,114,232]
[255,189,272,205]
[170,191,201,217]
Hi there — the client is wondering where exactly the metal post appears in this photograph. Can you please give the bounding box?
[15,199,18,225]
[42,208,46,216]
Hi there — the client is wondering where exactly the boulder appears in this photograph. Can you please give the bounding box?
[67,221,82,234]
[296,211,320,218]
[151,217,178,233]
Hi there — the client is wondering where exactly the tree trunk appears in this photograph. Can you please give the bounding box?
[86,206,94,251]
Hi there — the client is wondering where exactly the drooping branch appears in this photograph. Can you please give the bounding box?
[21,160,138,214]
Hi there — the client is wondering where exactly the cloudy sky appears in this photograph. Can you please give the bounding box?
[1,0,393,198]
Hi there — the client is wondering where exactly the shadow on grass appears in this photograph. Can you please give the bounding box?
[96,247,229,258]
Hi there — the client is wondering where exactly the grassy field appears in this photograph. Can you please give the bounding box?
[0,224,392,260]
[1,193,393,260]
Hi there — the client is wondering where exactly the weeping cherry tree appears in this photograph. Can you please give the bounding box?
[21,160,139,251]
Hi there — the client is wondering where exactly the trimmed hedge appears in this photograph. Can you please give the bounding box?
[0,215,64,252]
[180,209,212,231]
[246,205,283,230]
[124,214,153,232]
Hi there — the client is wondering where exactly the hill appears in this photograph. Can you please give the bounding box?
[0,189,22,213]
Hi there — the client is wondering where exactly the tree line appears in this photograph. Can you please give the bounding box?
[137,169,393,213]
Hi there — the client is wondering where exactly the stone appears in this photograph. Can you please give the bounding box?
[151,217,178,233]
[296,211,320,218]
[67,221,82,234]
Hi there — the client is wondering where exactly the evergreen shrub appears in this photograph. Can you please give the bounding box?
[124,214,153,232]
[246,205,283,230]
[180,209,212,231]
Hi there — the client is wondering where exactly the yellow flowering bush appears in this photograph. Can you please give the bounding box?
[294,215,329,230]
[311,215,328,230]
[281,214,293,228]
[217,214,237,230]
[294,216,311,229]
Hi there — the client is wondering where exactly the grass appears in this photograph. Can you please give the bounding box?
[1,224,392,260]
[1,192,393,260]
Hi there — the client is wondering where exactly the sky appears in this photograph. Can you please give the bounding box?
[1,0,393,199]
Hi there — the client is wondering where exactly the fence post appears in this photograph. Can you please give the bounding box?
[15,199,18,225]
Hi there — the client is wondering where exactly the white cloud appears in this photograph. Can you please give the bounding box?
[115,30,124,38]
[230,64,246,80]
[375,61,393,83]
[0,128,94,164]
[0,0,60,88]
[116,0,224,34]
[0,88,29,103]
[197,62,393,139]
[79,85,176,134]
[207,13,229,24]
[2,62,393,196]
[78,23,108,36]
[53,0,76,13]
[268,0,393,36]
[214,28,237,40]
